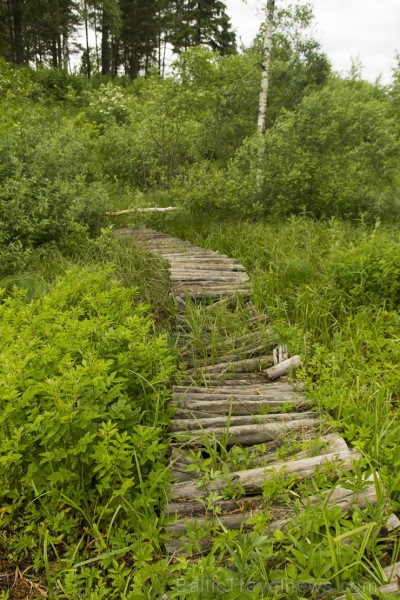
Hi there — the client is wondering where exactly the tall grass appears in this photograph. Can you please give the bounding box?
[158,214,400,505]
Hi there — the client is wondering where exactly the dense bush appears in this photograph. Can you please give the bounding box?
[0,175,107,275]
[179,78,400,221]
[0,266,176,563]
[331,231,400,310]
[262,78,400,219]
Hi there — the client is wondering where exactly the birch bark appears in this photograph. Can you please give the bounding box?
[257,0,275,135]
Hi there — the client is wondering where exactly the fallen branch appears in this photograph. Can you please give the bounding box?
[106,206,179,216]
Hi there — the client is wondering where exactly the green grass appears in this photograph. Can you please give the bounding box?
[161,216,400,504]
[2,212,400,598]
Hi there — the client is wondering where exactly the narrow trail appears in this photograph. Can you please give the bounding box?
[117,226,400,596]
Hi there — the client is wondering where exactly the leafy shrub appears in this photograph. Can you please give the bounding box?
[330,231,400,310]
[0,266,176,562]
[0,175,106,275]
[31,67,86,101]
[82,83,131,129]
[175,135,261,217]
[0,58,39,100]
[262,78,400,220]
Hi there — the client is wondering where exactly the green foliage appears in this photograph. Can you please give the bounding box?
[266,2,332,125]
[262,78,400,219]
[174,135,261,217]
[162,215,400,504]
[2,8,400,594]
[0,174,106,275]
[0,58,39,99]
[177,76,400,221]
[331,231,400,310]
[83,83,131,128]
[169,0,236,56]
[0,266,176,565]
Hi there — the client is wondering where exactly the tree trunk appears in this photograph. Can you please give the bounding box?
[257,0,275,135]
[6,0,16,62]
[10,0,24,64]
[94,6,99,73]
[101,23,110,75]
[62,30,69,71]
[111,36,119,77]
[52,35,58,67]
[257,0,275,185]
[83,0,91,78]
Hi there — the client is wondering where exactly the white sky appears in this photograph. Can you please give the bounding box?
[226,0,400,84]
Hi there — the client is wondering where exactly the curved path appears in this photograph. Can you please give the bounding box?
[117,226,400,596]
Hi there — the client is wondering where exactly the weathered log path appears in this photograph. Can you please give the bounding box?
[116,226,400,596]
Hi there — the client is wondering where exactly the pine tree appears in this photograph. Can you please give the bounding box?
[1,0,79,67]
[169,0,236,55]
[118,0,161,78]
[0,0,13,61]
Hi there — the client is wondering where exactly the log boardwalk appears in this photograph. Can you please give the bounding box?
[116,226,400,595]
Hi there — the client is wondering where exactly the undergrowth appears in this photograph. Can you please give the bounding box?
[0,261,177,598]
[159,214,400,507]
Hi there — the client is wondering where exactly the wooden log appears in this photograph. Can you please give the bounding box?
[335,581,400,599]
[169,265,248,274]
[169,263,246,272]
[387,512,400,531]
[107,206,180,215]
[188,355,274,375]
[273,345,289,365]
[183,373,278,384]
[171,469,196,483]
[172,280,249,289]
[183,374,271,385]
[165,476,382,561]
[266,355,301,380]
[167,510,255,536]
[169,447,194,467]
[169,433,344,487]
[173,418,322,447]
[172,394,309,416]
[135,235,187,242]
[173,289,251,300]
[203,296,241,310]
[171,275,250,284]
[166,255,244,262]
[171,450,360,500]
[245,300,259,319]
[173,399,313,419]
[307,476,379,512]
[166,482,379,536]
[172,388,305,402]
[383,561,400,581]
[172,382,303,394]
[180,337,272,364]
[185,343,272,369]
[166,496,264,519]
[170,264,243,270]
[172,287,251,296]
[161,248,223,255]
[174,296,186,308]
[171,412,318,431]
[169,264,247,271]
[166,473,376,523]
[249,433,348,468]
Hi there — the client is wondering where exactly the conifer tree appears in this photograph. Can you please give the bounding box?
[169,0,236,55]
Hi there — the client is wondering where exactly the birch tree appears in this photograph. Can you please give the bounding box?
[258,0,275,135]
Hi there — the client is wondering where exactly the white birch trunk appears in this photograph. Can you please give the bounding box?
[257,0,275,135]
[257,0,275,185]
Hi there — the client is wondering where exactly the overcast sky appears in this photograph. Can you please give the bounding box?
[226,0,400,84]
